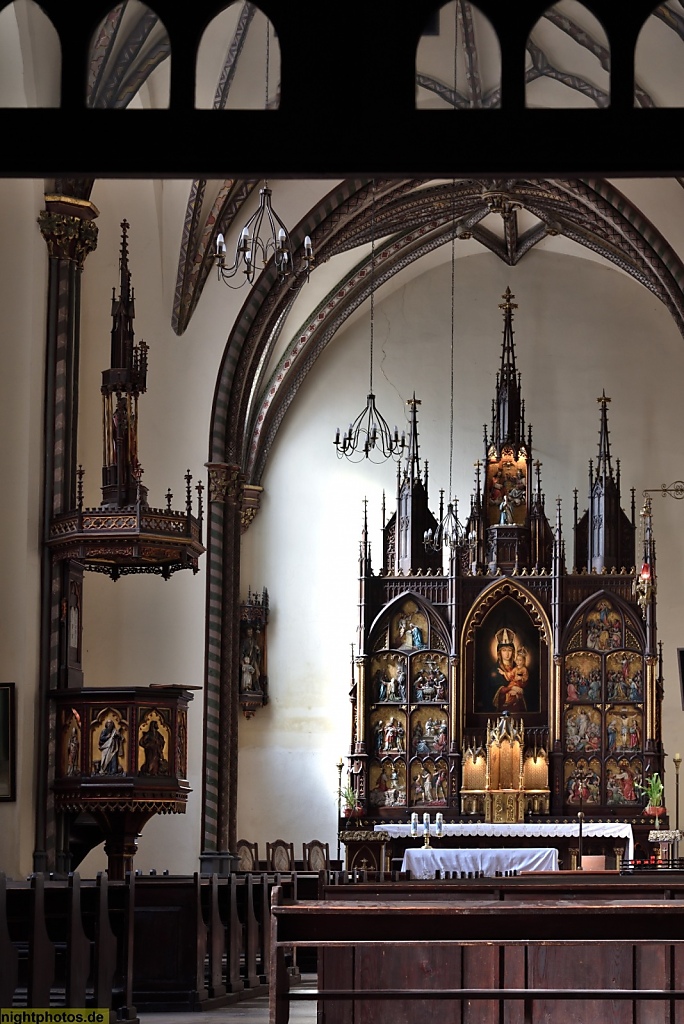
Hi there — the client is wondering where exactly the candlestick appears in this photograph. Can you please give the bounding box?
[674,752,682,846]
[336,757,344,861]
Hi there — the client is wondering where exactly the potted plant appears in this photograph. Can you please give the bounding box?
[342,782,358,815]
[637,772,665,824]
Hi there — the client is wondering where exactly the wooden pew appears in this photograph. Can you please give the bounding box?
[318,871,684,902]
[0,872,19,1005]
[87,873,118,1010]
[6,874,56,1006]
[269,886,684,1024]
[200,873,226,1003]
[236,872,262,990]
[216,873,244,997]
[132,872,208,1010]
[42,872,91,1007]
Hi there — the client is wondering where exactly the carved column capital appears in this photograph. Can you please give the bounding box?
[241,484,263,533]
[38,196,99,266]
[206,462,242,505]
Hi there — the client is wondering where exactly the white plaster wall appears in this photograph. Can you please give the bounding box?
[0,178,48,877]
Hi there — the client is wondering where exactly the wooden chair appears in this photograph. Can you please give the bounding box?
[265,840,295,872]
[302,840,330,871]
[235,840,259,872]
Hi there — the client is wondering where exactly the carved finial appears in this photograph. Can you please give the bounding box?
[498,286,518,311]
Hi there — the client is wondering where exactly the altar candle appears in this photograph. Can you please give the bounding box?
[436,812,443,837]
[410,812,418,837]
[423,812,430,833]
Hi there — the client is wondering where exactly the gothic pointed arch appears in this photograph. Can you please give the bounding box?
[461,577,553,731]
[367,590,450,656]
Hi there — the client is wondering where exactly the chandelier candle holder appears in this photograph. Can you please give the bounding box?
[334,180,404,464]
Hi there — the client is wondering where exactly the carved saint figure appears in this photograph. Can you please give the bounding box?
[241,656,256,692]
[139,719,166,775]
[241,627,261,687]
[499,492,514,524]
[66,726,80,776]
[98,718,124,775]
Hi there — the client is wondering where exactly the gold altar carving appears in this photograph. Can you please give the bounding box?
[461,715,550,822]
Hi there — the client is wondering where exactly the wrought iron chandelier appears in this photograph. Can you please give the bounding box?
[334,181,404,463]
[214,25,312,288]
[215,183,313,288]
[425,181,464,552]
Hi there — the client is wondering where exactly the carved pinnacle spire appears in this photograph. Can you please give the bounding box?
[493,288,522,449]
[596,390,613,479]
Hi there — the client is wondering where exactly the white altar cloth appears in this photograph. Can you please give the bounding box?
[402,846,559,879]
[376,822,634,860]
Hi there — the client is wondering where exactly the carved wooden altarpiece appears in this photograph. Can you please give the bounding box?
[344,289,661,867]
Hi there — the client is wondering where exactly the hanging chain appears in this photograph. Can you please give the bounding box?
[449,179,456,501]
[265,16,270,110]
[369,179,376,393]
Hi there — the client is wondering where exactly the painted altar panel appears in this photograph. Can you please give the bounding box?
[369,710,407,756]
[369,759,407,809]
[471,596,542,718]
[564,758,602,805]
[390,601,429,651]
[561,595,645,810]
[606,757,643,806]
[370,652,408,704]
[410,652,448,703]
[486,447,527,526]
[408,756,449,806]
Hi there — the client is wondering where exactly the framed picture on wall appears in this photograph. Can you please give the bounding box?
[0,683,16,801]
[678,649,684,711]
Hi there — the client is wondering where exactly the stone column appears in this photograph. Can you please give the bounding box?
[35,195,98,872]
[200,462,242,873]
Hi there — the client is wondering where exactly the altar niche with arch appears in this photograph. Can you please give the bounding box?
[462,582,551,732]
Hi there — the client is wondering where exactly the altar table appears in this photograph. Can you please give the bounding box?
[376,822,635,861]
[402,845,559,878]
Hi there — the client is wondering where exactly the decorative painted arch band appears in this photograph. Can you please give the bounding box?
[231,177,684,488]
